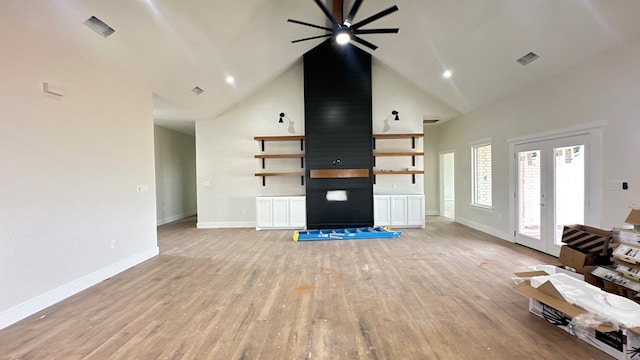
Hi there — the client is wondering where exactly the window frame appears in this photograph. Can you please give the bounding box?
[470,138,493,209]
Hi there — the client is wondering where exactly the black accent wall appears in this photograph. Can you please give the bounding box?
[304,40,373,229]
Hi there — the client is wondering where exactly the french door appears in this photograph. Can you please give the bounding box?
[514,135,588,256]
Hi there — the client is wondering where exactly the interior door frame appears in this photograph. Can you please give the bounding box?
[439,150,455,219]
[508,121,605,252]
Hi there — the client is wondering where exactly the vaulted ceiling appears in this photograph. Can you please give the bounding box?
[5,0,640,134]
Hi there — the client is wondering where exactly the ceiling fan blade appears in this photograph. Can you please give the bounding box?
[351,5,399,30]
[354,28,399,35]
[313,0,339,28]
[291,33,333,44]
[344,0,363,25]
[287,19,333,32]
[351,35,378,50]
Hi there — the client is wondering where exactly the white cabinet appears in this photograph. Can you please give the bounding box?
[256,196,306,230]
[373,196,391,226]
[374,194,424,228]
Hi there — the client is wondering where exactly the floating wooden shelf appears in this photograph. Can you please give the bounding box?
[254,154,304,159]
[373,170,424,184]
[254,153,305,169]
[253,135,305,141]
[254,135,304,152]
[310,168,370,179]
[255,171,305,186]
[372,133,423,150]
[374,170,424,175]
[373,151,424,167]
[255,172,305,177]
[372,133,424,139]
[373,151,424,157]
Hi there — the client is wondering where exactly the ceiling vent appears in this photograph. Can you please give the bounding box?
[191,86,204,95]
[423,115,440,125]
[83,16,115,38]
[516,52,539,66]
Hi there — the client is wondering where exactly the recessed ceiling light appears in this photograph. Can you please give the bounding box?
[191,86,204,95]
[83,16,115,38]
[226,76,235,84]
[442,70,452,79]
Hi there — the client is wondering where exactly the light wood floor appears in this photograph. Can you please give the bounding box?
[0,217,610,359]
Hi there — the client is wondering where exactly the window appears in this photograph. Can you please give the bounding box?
[471,141,492,208]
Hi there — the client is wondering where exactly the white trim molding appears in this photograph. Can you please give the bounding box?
[157,210,197,226]
[456,216,514,243]
[197,221,255,229]
[0,247,159,330]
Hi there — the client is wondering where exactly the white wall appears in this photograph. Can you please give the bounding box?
[196,56,457,228]
[437,38,640,238]
[154,126,197,225]
[424,124,441,215]
[0,18,158,329]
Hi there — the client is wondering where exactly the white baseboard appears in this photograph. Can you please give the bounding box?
[426,210,440,216]
[197,221,254,229]
[0,246,159,330]
[455,216,514,243]
[157,210,196,226]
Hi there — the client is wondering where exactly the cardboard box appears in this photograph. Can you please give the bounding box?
[514,271,640,359]
[558,246,610,275]
[614,244,640,265]
[590,266,640,293]
[514,273,623,358]
[616,263,640,282]
[562,224,612,255]
[627,329,640,359]
[625,209,640,226]
[620,229,640,246]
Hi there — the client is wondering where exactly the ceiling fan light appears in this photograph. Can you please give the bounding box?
[336,32,351,45]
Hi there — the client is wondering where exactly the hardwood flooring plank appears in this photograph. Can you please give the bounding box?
[0,217,612,359]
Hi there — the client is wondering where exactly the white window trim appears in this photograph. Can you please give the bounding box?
[470,138,493,209]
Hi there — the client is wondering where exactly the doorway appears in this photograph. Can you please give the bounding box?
[440,151,455,219]
[513,135,588,256]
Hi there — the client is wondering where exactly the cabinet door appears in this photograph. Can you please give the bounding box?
[256,197,273,229]
[272,198,290,228]
[390,196,408,226]
[289,197,306,228]
[374,196,391,226]
[407,195,425,227]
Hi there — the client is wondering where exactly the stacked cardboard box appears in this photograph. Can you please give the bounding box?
[558,224,612,274]
[583,209,640,302]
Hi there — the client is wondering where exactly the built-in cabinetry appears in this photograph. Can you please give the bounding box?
[372,133,424,184]
[255,196,306,230]
[254,136,305,186]
[374,194,425,228]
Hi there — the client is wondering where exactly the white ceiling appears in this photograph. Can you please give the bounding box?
[5,0,640,135]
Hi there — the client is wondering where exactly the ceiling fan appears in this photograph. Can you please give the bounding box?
[288,0,399,51]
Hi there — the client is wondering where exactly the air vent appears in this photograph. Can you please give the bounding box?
[516,52,539,66]
[191,86,204,95]
[423,115,440,125]
[83,16,115,38]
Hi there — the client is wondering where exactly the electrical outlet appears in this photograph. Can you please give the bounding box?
[241,208,247,215]
[110,240,117,249]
